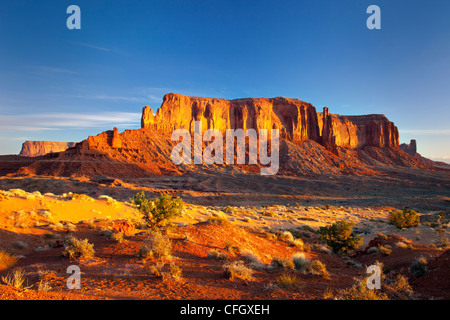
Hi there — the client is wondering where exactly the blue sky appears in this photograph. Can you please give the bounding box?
[0,0,449,162]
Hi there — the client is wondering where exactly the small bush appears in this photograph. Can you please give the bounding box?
[207,216,232,227]
[388,275,414,299]
[389,209,420,229]
[1,268,29,289]
[277,272,301,289]
[338,277,389,300]
[138,231,172,260]
[270,257,294,270]
[409,256,429,277]
[379,245,392,256]
[133,192,184,229]
[223,261,253,280]
[161,262,182,282]
[308,260,329,278]
[207,249,228,261]
[63,237,95,259]
[0,250,18,270]
[111,232,124,243]
[319,220,362,253]
[292,252,310,272]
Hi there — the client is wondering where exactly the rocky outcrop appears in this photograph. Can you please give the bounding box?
[19,141,76,157]
[401,139,450,169]
[142,93,399,151]
[400,139,417,156]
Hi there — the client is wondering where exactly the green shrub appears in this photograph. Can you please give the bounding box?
[319,220,362,253]
[389,209,420,229]
[409,256,429,277]
[63,237,95,259]
[133,192,184,229]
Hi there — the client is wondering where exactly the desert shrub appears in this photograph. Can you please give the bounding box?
[133,192,184,229]
[98,228,114,238]
[338,277,389,300]
[388,275,414,299]
[207,249,228,261]
[379,245,392,256]
[319,220,362,253]
[1,268,29,289]
[223,261,253,280]
[63,237,95,259]
[111,232,124,243]
[292,252,310,272]
[307,260,329,278]
[161,262,182,282]
[278,231,294,242]
[270,257,294,270]
[207,216,232,227]
[389,209,420,229]
[0,250,18,269]
[139,230,172,260]
[409,256,429,277]
[277,272,302,289]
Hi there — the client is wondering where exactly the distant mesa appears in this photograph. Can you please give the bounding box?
[6,93,447,178]
[141,93,399,151]
[19,141,77,157]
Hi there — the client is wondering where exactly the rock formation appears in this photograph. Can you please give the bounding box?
[400,139,417,157]
[19,141,76,157]
[6,93,438,179]
[141,93,399,152]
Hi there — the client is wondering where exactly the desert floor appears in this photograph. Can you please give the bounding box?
[0,169,449,300]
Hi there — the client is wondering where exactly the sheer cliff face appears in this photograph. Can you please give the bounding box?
[142,93,399,150]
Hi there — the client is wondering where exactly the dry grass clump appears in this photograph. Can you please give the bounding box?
[0,250,18,270]
[207,249,228,261]
[277,272,302,289]
[207,216,232,227]
[292,252,310,272]
[138,230,172,260]
[63,237,95,259]
[1,268,30,289]
[111,232,124,243]
[270,256,294,270]
[223,261,253,280]
[308,260,330,278]
[338,277,389,300]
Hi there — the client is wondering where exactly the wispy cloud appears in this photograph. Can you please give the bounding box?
[0,112,141,131]
[400,129,450,135]
[28,65,79,75]
[71,41,113,52]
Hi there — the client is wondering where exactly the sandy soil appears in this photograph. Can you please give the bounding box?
[0,183,448,300]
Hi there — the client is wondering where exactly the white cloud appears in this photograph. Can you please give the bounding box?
[400,129,450,135]
[0,112,141,131]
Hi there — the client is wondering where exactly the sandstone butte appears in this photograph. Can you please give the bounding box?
[19,141,77,157]
[9,93,436,178]
[141,93,399,151]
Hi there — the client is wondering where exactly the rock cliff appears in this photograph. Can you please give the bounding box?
[19,141,76,157]
[142,93,399,152]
